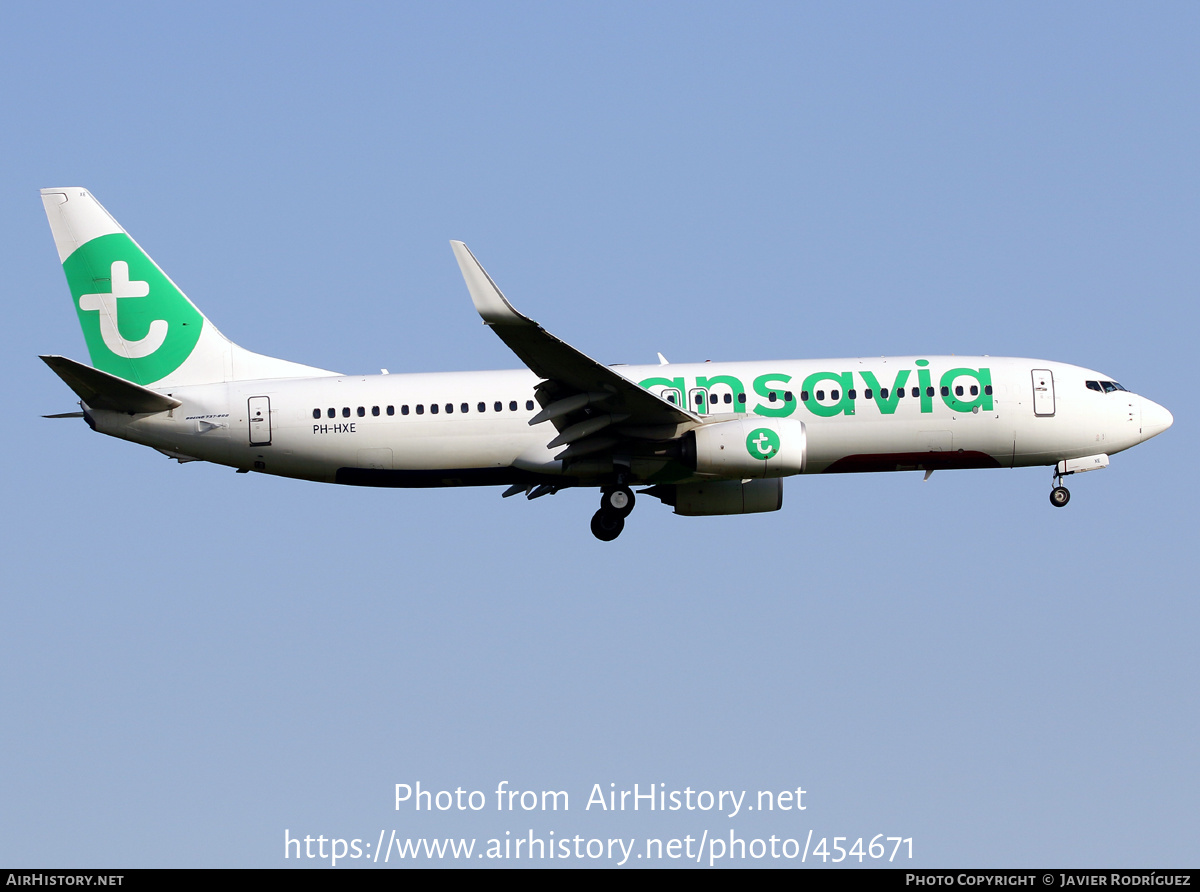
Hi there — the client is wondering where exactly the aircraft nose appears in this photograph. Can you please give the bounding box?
[1141,399,1173,441]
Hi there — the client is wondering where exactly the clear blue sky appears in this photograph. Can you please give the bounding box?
[2,1,1195,867]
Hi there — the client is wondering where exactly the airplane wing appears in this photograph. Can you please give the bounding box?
[451,242,698,460]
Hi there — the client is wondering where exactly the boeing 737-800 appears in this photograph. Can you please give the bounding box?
[40,188,1173,540]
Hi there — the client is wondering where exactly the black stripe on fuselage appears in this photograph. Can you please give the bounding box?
[822,451,1002,474]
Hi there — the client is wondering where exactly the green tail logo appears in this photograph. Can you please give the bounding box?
[62,233,203,385]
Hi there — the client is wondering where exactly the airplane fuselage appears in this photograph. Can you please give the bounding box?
[86,355,1166,488]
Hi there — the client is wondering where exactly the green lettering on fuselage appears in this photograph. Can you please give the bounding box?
[939,367,994,412]
[639,363,992,419]
[859,369,910,414]
[753,373,796,418]
[638,375,685,406]
[800,371,855,417]
[916,360,933,413]
[696,375,746,414]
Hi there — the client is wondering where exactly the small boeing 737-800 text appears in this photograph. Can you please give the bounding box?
[40,189,1172,540]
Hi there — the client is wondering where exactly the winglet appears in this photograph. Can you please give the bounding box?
[450,241,535,327]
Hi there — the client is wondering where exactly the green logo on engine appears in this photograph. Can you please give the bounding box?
[746,427,780,460]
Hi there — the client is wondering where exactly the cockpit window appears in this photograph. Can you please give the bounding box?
[1086,381,1103,392]
[1101,381,1127,393]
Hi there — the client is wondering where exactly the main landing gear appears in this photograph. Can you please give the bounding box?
[591,485,636,541]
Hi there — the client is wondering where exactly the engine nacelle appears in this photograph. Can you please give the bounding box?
[683,418,807,478]
[664,478,784,516]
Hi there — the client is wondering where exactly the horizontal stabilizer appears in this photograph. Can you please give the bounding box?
[40,355,182,413]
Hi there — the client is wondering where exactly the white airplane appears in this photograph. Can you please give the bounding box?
[40,188,1173,540]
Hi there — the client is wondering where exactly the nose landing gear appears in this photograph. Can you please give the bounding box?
[1047,454,1110,507]
[1049,470,1071,508]
[591,485,636,541]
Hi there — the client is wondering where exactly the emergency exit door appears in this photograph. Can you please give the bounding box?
[248,396,272,445]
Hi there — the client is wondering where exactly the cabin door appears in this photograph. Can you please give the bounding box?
[1031,370,1055,417]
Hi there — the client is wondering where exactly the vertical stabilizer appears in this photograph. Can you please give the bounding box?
[41,188,336,387]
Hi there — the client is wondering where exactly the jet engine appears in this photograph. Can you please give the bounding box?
[682,417,806,478]
[646,478,784,516]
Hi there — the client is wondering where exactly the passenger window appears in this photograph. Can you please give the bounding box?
[915,387,922,398]
[737,393,746,404]
[880,388,888,398]
[984,386,993,396]
[445,403,453,414]
[509,401,518,411]
[816,390,825,400]
[400,405,408,416]
[970,385,978,396]
[896,388,904,398]
[667,393,676,403]
[864,389,873,399]
[462,403,469,413]
[831,390,840,400]
[955,386,963,397]
[372,406,380,416]
[388,405,396,416]
[724,393,732,404]
[431,404,439,415]
[941,386,949,397]
[801,391,809,401]
[357,406,365,417]
[526,400,535,411]
[848,389,857,400]
[416,405,424,415]
[342,407,350,418]
[312,409,321,419]
[785,391,793,402]
[327,408,335,418]
[494,401,503,412]
[478,402,486,412]
[768,392,777,403]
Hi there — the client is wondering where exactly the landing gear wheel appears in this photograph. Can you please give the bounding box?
[603,486,636,517]
[1050,486,1071,508]
[590,509,625,541]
